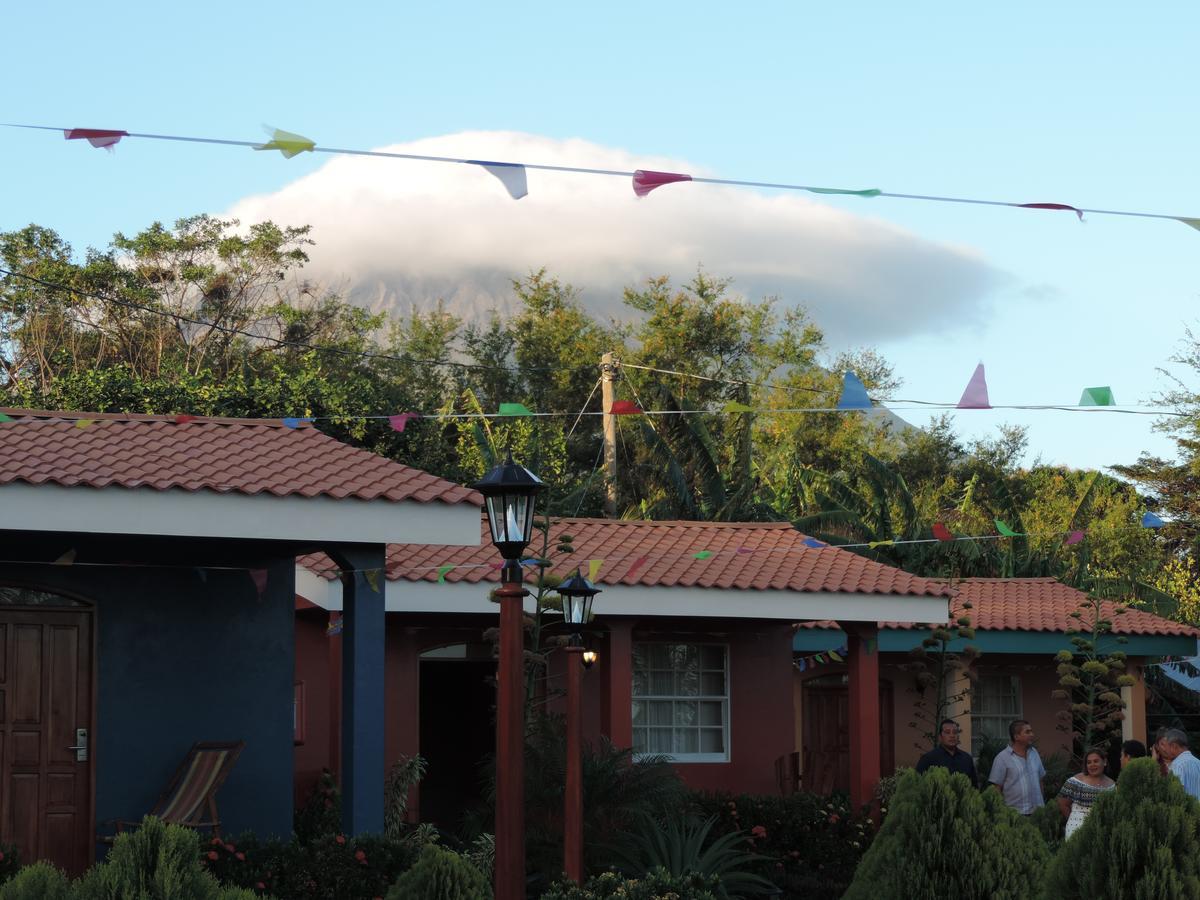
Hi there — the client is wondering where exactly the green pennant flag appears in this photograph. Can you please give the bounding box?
[814,654,825,664]
[0,413,11,423]
[807,187,882,198]
[363,569,382,592]
[1178,218,1200,232]
[498,403,533,417]
[866,638,877,655]
[868,540,894,549]
[693,550,714,559]
[722,401,754,413]
[995,519,1022,537]
[1079,386,1115,406]
[254,128,316,158]
[437,565,454,584]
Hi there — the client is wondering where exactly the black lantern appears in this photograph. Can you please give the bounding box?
[557,569,601,634]
[581,649,599,669]
[473,450,548,564]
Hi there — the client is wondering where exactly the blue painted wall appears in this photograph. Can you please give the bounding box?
[0,553,295,841]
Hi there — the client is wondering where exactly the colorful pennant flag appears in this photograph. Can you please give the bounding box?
[995,519,1021,537]
[437,565,455,583]
[63,128,127,149]
[1180,218,1200,232]
[254,128,315,158]
[53,548,76,566]
[836,372,872,411]
[608,400,644,415]
[498,403,533,417]
[828,649,844,662]
[797,658,807,672]
[1018,202,1084,220]
[326,618,343,636]
[865,638,877,655]
[75,419,94,429]
[868,540,894,549]
[249,568,269,597]
[388,413,419,432]
[806,186,881,198]
[1079,387,1115,407]
[362,569,382,592]
[0,413,12,423]
[722,401,755,413]
[1142,512,1165,528]
[588,559,604,581]
[1065,530,1086,545]
[957,364,991,409]
[174,414,198,424]
[801,537,826,548]
[469,160,529,199]
[693,550,714,559]
[282,417,313,429]
[632,169,692,197]
[932,522,955,542]
[625,556,649,581]
[735,546,754,554]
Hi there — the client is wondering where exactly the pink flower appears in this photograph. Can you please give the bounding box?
[335,834,346,845]
[355,849,367,864]
[751,825,767,838]
[207,851,218,861]
[235,852,245,861]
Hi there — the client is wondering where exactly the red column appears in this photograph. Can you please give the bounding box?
[602,621,633,747]
[495,582,527,900]
[842,622,880,811]
[564,647,584,883]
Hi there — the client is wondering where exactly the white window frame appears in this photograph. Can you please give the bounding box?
[632,642,730,763]
[971,673,1023,755]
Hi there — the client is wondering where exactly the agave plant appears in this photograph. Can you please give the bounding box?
[611,813,777,898]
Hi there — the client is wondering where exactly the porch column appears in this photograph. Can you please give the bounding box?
[1122,662,1148,743]
[602,620,634,748]
[840,621,880,811]
[332,544,386,834]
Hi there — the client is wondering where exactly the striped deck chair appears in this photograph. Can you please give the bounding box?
[101,741,245,840]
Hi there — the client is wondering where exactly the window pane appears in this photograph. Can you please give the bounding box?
[701,672,725,695]
[699,701,723,726]
[632,669,647,696]
[632,701,645,726]
[649,728,673,753]
[700,728,725,753]
[700,645,725,670]
[647,645,671,668]
[650,672,674,695]
[674,702,698,726]
[649,701,673,726]
[675,670,699,696]
[671,644,698,671]
[633,729,647,753]
[674,729,699,754]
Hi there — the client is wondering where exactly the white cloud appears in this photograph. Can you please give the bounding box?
[225,131,1003,343]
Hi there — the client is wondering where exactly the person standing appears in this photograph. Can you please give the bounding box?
[1057,749,1116,839]
[988,719,1046,814]
[1120,739,1147,769]
[1159,728,1200,800]
[915,719,978,787]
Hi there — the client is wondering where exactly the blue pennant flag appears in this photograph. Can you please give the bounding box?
[836,372,872,410]
[1142,511,1165,528]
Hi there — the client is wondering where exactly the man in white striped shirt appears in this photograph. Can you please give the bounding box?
[988,719,1046,815]
[1161,728,1200,801]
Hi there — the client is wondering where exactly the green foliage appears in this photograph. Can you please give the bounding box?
[385,844,491,900]
[75,817,224,900]
[1054,592,1130,764]
[1040,758,1200,899]
[293,769,341,843]
[1027,800,1065,854]
[384,753,428,839]
[540,868,722,900]
[844,768,1048,900]
[0,862,72,900]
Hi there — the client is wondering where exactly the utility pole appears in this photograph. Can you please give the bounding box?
[600,352,619,517]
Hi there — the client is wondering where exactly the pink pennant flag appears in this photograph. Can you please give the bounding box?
[625,556,650,581]
[957,363,991,409]
[1017,202,1084,221]
[735,546,754,554]
[1065,530,1086,545]
[249,568,269,598]
[932,522,955,542]
[174,414,198,424]
[632,169,692,198]
[64,128,128,150]
[388,413,419,433]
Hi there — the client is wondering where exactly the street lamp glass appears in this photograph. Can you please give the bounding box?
[472,450,547,560]
[557,569,601,627]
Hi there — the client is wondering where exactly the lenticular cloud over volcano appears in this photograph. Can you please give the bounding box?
[225,131,1001,341]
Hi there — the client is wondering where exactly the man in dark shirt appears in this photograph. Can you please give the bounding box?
[915,718,978,787]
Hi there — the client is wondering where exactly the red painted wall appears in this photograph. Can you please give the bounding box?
[294,607,336,807]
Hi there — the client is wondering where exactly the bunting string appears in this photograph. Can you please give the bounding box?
[7,122,1198,228]
[794,644,849,672]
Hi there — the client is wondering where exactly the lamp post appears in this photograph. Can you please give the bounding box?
[556,569,601,884]
[474,451,547,900]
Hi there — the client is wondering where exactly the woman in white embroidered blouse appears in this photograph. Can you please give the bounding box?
[1057,749,1116,839]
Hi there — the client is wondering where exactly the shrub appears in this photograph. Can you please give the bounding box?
[294,769,341,844]
[0,862,71,900]
[0,843,20,885]
[1040,757,1200,899]
[385,844,491,900]
[75,816,227,900]
[540,868,722,900]
[844,768,1047,900]
[1027,800,1064,854]
[384,754,427,839]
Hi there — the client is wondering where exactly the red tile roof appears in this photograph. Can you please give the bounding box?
[801,577,1197,637]
[302,518,952,596]
[0,409,480,505]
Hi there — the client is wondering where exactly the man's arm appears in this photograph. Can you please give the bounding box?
[987,753,1007,791]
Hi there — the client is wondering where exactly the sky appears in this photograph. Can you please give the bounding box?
[2,1,1198,475]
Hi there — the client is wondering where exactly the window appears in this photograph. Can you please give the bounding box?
[971,674,1022,755]
[632,643,729,762]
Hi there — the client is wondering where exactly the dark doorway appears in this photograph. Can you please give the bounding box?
[802,674,894,795]
[419,658,495,831]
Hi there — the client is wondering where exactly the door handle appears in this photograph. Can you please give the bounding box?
[67,728,88,761]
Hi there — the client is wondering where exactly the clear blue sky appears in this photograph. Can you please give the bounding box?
[3,1,1197,473]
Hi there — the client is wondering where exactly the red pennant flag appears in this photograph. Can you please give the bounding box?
[608,400,643,415]
[1017,202,1084,221]
[174,414,198,424]
[249,568,269,598]
[625,556,650,581]
[932,522,955,542]
[388,413,419,432]
[63,128,128,149]
[632,169,693,198]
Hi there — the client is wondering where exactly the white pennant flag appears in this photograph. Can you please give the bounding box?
[470,160,528,200]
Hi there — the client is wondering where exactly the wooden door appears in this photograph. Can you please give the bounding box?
[0,610,93,875]
[802,676,893,795]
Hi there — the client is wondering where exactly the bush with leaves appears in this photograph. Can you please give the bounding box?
[384,753,428,838]
[385,844,490,900]
[540,868,722,900]
[293,769,341,844]
[844,768,1047,900]
[1040,757,1200,899]
[0,861,71,900]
